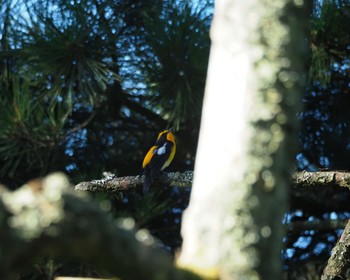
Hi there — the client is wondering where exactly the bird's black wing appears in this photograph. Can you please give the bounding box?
[148,141,173,171]
[142,141,174,194]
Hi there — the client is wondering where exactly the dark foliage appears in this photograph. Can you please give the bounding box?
[0,0,211,278]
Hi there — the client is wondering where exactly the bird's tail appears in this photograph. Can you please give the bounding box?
[143,168,153,194]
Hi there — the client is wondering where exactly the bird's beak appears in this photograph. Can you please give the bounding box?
[168,127,173,132]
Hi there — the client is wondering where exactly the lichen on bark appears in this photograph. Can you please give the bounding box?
[177,0,308,279]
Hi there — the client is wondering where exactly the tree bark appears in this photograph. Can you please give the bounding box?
[74,171,193,192]
[292,170,350,189]
[321,220,350,280]
[177,0,308,279]
[0,173,192,280]
[74,171,350,193]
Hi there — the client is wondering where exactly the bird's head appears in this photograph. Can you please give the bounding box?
[157,128,175,143]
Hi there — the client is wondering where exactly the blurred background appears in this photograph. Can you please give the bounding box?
[1,0,350,278]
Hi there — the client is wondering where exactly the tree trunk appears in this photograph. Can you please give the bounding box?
[177,0,308,279]
[321,220,350,280]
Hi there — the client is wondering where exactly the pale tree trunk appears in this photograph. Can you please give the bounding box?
[177,0,308,279]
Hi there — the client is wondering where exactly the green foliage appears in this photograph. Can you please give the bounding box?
[19,1,120,109]
[115,192,172,227]
[0,76,66,179]
[309,45,331,85]
[309,0,350,85]
[0,3,208,276]
[0,0,212,183]
[141,1,212,129]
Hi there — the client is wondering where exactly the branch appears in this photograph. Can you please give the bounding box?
[321,220,350,280]
[286,219,348,233]
[0,173,196,280]
[74,171,193,193]
[121,91,168,128]
[68,110,96,135]
[291,170,350,190]
[75,170,350,193]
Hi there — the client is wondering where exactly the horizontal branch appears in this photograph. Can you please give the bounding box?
[286,219,349,233]
[291,170,350,190]
[75,170,350,193]
[74,171,193,193]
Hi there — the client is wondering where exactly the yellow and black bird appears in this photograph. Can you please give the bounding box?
[142,128,176,193]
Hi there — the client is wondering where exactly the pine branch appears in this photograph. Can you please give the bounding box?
[292,170,350,190]
[286,219,348,233]
[74,171,193,193]
[75,170,350,193]
[67,110,96,135]
[121,91,168,128]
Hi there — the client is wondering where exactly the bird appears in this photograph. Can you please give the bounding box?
[142,128,176,193]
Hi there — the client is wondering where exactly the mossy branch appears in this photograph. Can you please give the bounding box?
[0,173,197,280]
[74,171,194,192]
[2,171,350,279]
[291,170,350,189]
[74,170,350,193]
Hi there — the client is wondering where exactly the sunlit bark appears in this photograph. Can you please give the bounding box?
[177,0,308,279]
